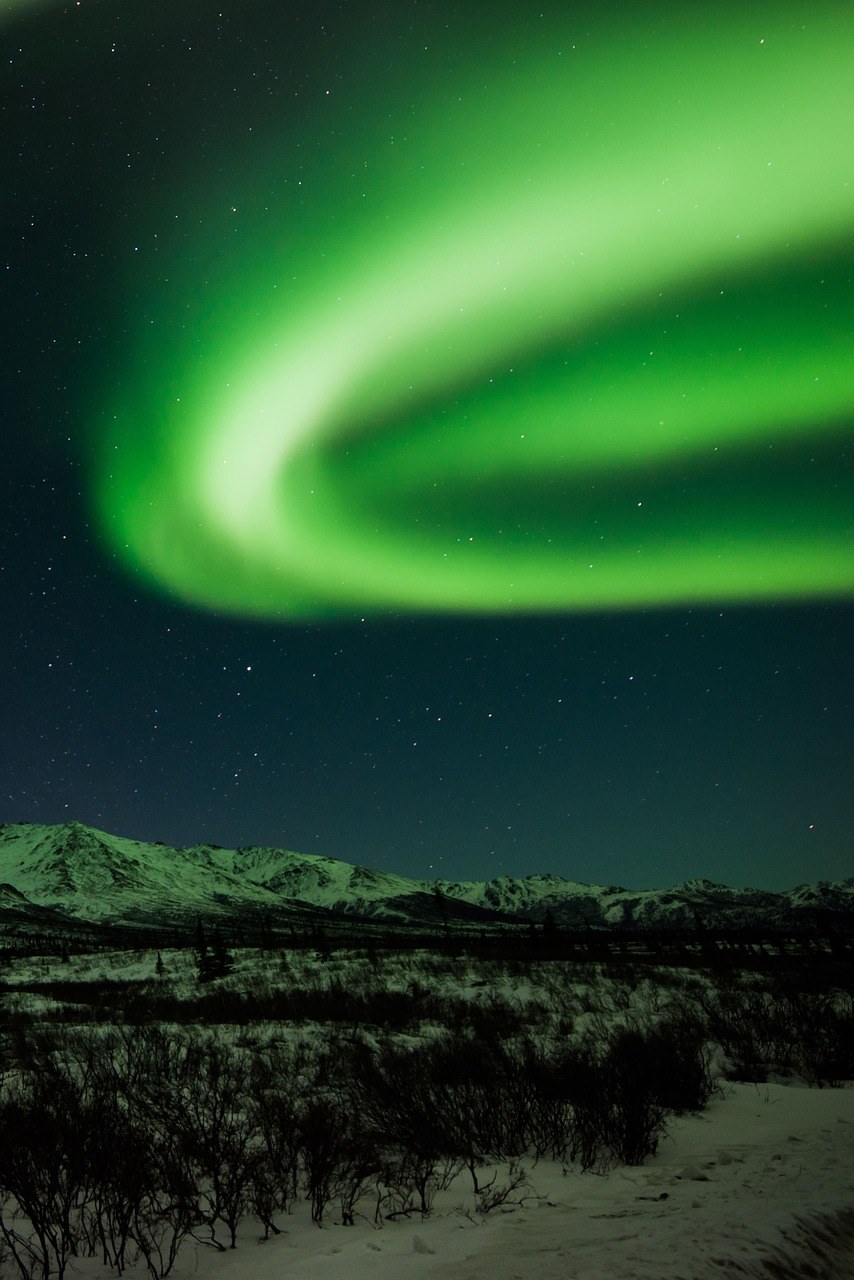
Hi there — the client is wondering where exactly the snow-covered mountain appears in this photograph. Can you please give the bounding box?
[0,823,298,927]
[0,821,851,934]
[435,871,854,931]
[0,823,499,930]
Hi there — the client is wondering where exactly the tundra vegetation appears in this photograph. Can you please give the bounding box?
[0,936,851,1279]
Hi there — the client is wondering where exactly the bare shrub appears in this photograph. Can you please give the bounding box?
[128,1132,200,1279]
[343,1039,458,1168]
[769,982,854,1087]
[694,974,777,1081]
[0,1073,88,1280]
[514,1038,574,1162]
[296,1097,380,1225]
[561,1045,613,1172]
[418,1035,530,1182]
[174,1041,260,1249]
[80,1092,152,1273]
[247,1049,304,1233]
[379,1151,461,1221]
[473,1161,531,1214]
[693,972,854,1086]
[599,1029,668,1165]
[630,1013,717,1114]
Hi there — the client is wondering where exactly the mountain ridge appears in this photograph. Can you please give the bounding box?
[0,821,851,934]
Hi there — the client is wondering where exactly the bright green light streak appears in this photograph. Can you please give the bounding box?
[98,5,854,616]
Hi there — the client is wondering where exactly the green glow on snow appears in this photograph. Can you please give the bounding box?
[96,4,854,617]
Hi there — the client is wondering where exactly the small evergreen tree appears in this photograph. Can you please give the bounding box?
[433,885,450,936]
[198,927,233,982]
[310,922,331,961]
[210,927,233,978]
[542,908,559,945]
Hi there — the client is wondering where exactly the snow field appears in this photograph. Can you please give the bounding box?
[27,1082,851,1280]
[0,944,852,1279]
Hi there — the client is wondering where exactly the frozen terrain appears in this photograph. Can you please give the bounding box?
[26,1082,854,1280]
[1,820,852,932]
[1,933,851,1280]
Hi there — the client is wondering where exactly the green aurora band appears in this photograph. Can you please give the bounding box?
[97,5,854,617]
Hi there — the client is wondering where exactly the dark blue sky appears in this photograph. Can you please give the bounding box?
[2,0,852,890]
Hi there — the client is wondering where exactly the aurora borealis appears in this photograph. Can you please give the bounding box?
[2,0,852,888]
[94,3,854,617]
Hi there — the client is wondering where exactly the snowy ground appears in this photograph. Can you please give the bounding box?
[47,1079,852,1280]
[2,946,852,1279]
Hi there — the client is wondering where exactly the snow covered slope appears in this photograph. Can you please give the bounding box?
[0,823,296,925]
[0,823,499,928]
[435,871,854,930]
[0,821,851,931]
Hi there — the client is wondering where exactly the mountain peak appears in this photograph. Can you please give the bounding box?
[0,822,850,934]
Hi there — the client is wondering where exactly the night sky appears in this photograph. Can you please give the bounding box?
[2,0,852,890]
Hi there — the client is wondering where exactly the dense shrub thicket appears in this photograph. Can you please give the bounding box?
[0,1010,714,1280]
[0,947,851,1279]
[694,971,854,1087]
